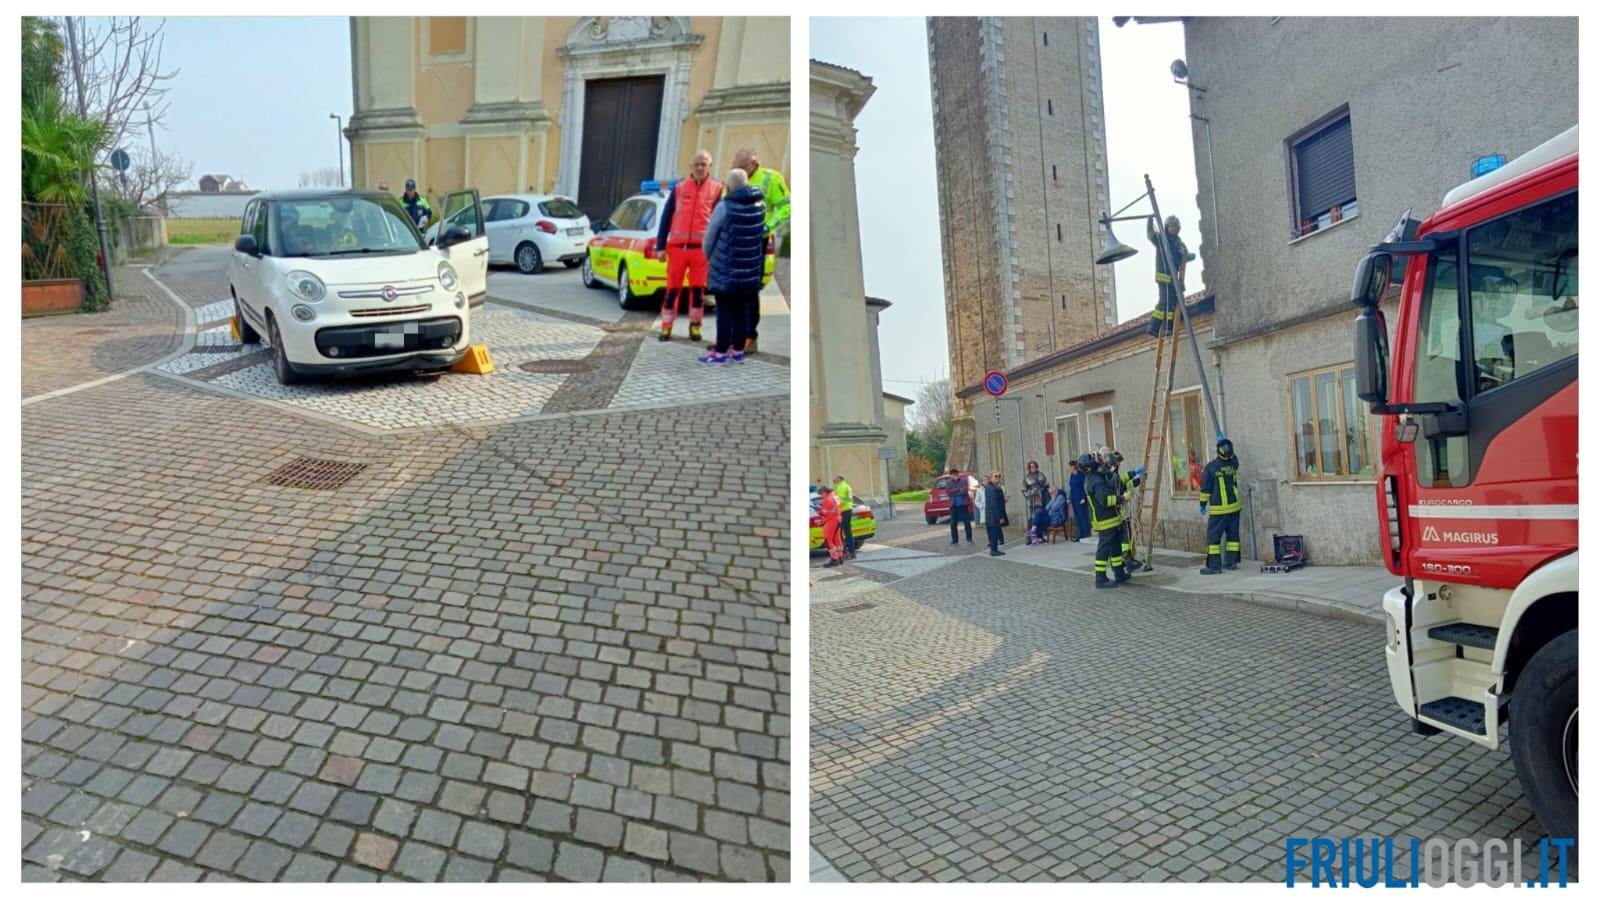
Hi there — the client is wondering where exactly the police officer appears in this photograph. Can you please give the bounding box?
[1146,215,1190,337]
[1082,454,1130,588]
[401,179,432,230]
[1199,437,1243,574]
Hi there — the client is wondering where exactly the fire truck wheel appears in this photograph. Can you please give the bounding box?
[1509,629,1577,840]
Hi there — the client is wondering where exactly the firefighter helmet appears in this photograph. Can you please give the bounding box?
[1217,437,1234,459]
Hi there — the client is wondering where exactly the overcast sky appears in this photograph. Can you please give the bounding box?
[92,16,352,191]
[811,16,1203,394]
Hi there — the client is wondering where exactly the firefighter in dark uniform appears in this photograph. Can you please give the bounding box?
[1147,215,1190,337]
[1199,437,1243,574]
[1082,453,1131,589]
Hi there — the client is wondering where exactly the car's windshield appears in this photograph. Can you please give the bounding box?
[275,196,423,258]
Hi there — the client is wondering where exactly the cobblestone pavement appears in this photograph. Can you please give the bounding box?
[21,263,185,399]
[811,556,1554,883]
[21,249,791,882]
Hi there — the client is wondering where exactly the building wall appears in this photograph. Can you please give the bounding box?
[996,17,1116,359]
[1184,16,1578,342]
[349,16,789,211]
[883,397,912,489]
[1214,309,1399,566]
[156,192,257,220]
[810,60,889,504]
[930,16,1114,472]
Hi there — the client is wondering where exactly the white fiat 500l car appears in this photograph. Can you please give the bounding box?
[228,189,488,384]
[425,193,590,274]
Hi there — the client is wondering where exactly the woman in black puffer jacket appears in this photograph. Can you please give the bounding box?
[700,168,767,364]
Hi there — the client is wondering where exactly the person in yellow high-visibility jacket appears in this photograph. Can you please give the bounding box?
[732,147,789,355]
[1147,215,1191,337]
[1199,437,1243,573]
[832,475,856,559]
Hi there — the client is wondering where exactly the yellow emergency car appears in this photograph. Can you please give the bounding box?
[581,181,775,310]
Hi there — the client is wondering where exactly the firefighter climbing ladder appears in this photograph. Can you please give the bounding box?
[1100,176,1225,571]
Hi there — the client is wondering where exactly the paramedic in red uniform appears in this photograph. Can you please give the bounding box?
[654,150,723,342]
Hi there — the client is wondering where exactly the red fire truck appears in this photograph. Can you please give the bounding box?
[1350,125,1577,838]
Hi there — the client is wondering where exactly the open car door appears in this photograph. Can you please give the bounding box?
[438,188,488,299]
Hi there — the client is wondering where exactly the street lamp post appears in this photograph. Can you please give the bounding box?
[64,17,113,303]
[330,113,344,187]
[1094,174,1223,442]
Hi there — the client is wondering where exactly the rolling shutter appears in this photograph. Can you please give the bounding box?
[1294,115,1356,218]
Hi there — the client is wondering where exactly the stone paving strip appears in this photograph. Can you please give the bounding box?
[21,265,188,400]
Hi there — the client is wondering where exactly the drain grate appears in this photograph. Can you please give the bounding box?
[519,359,595,374]
[263,456,369,491]
[833,602,877,614]
[190,344,244,354]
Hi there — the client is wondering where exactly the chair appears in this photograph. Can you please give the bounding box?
[1047,520,1070,543]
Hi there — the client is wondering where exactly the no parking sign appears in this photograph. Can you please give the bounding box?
[983,370,1008,397]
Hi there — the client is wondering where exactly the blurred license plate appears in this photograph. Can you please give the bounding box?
[567,227,585,236]
[373,322,419,349]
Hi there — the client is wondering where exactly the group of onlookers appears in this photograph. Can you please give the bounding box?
[944,451,1145,562]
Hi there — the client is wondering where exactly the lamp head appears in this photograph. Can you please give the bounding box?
[1095,217,1139,265]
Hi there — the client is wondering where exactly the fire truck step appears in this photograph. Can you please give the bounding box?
[1428,622,1500,650]
[1419,696,1486,735]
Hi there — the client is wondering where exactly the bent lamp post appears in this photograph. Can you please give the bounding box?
[1095,173,1224,442]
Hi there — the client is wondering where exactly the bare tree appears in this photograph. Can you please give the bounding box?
[102,145,192,209]
[299,166,344,188]
[909,377,953,436]
[67,17,178,153]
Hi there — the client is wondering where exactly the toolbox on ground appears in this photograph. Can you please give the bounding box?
[1260,534,1306,573]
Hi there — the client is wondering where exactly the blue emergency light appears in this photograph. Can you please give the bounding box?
[1471,155,1507,178]
[641,179,676,193]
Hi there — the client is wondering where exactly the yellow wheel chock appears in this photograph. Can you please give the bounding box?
[452,344,494,375]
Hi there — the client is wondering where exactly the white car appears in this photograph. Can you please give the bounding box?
[426,193,590,274]
[228,188,489,385]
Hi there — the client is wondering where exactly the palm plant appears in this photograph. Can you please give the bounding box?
[23,91,108,206]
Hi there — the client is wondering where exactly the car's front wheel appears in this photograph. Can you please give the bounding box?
[234,291,260,344]
[515,242,544,275]
[581,254,602,289]
[926,515,938,525]
[267,315,303,386]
